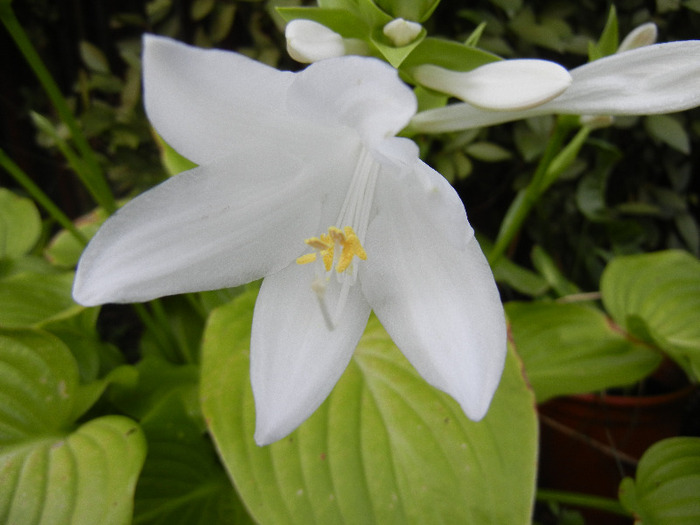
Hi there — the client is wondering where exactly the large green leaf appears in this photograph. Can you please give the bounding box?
[0,329,146,525]
[507,301,661,402]
[619,437,700,524]
[133,389,253,525]
[0,272,81,328]
[201,289,537,524]
[601,250,700,379]
[0,188,41,259]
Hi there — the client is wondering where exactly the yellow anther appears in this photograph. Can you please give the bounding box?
[296,253,318,265]
[336,226,367,273]
[296,226,367,274]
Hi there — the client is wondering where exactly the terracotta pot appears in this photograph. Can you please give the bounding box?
[538,385,695,525]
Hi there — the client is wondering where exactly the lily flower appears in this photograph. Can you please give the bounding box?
[411,41,700,133]
[72,35,507,446]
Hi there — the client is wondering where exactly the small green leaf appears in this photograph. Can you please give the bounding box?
[645,114,691,154]
[0,188,41,259]
[201,289,537,524]
[79,40,110,73]
[588,5,618,61]
[507,301,661,402]
[530,245,580,297]
[465,141,512,162]
[619,437,700,524]
[0,272,81,328]
[190,0,215,20]
[601,250,700,379]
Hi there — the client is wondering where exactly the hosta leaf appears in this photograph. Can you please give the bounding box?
[619,437,700,524]
[0,330,146,525]
[507,301,661,402]
[0,188,41,259]
[0,272,81,328]
[133,389,253,525]
[201,289,537,524]
[601,250,700,379]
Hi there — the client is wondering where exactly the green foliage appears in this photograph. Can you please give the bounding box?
[0,329,146,525]
[201,289,538,524]
[508,301,661,402]
[619,437,700,524]
[0,189,41,258]
[601,250,700,379]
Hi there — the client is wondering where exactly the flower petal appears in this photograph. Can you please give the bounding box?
[285,19,347,63]
[251,262,371,445]
[547,40,700,115]
[412,41,700,132]
[361,155,506,421]
[72,142,353,305]
[414,60,572,110]
[286,56,417,145]
[143,34,295,164]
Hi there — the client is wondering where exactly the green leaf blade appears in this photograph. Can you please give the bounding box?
[601,250,700,379]
[508,301,662,402]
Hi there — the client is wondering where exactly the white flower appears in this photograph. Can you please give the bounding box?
[72,35,507,446]
[285,19,369,63]
[383,18,423,47]
[413,59,572,110]
[411,41,700,133]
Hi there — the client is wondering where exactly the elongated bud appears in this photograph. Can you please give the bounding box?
[413,59,572,111]
[285,19,369,63]
[383,18,422,47]
[617,22,658,53]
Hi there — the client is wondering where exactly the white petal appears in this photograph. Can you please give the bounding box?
[285,19,347,63]
[143,34,295,164]
[547,40,700,115]
[617,22,657,53]
[72,142,352,305]
[361,155,507,421]
[251,263,371,445]
[412,41,700,132]
[410,102,532,133]
[413,60,572,110]
[286,56,417,145]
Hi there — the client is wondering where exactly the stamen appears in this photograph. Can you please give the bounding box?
[311,276,334,331]
[296,226,367,274]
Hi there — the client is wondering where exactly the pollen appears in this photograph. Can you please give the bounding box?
[296,226,367,273]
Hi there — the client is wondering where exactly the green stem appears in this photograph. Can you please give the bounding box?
[536,489,631,517]
[0,1,116,213]
[488,118,585,266]
[0,147,88,245]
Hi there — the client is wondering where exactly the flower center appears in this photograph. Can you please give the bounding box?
[295,147,379,330]
[296,226,367,273]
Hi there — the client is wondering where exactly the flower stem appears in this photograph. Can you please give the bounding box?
[0,147,88,245]
[536,488,631,517]
[0,1,116,213]
[489,118,590,266]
